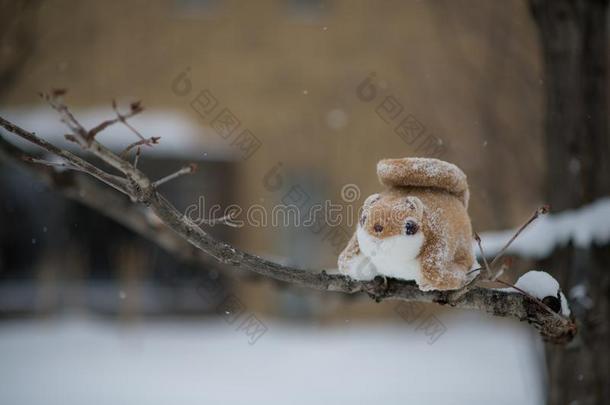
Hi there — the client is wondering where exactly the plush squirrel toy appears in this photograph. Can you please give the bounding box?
[338,157,476,291]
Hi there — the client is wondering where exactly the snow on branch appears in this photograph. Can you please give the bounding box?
[478,199,610,259]
[0,95,576,344]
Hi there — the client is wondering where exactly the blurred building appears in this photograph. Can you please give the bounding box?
[0,0,547,319]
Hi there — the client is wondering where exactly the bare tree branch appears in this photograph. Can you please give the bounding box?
[22,155,85,172]
[0,104,576,344]
[0,134,224,273]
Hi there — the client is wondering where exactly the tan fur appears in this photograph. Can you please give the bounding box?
[377,157,470,208]
[338,157,475,291]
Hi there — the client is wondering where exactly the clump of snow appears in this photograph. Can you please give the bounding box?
[478,197,610,259]
[515,271,560,300]
[513,271,571,316]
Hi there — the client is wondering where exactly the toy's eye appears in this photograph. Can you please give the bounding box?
[405,220,418,235]
[360,214,367,226]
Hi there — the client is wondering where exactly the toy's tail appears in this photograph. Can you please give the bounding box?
[377,157,469,208]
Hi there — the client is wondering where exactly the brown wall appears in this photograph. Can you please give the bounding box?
[1,0,545,271]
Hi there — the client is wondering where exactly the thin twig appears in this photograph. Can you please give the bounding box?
[199,212,241,227]
[41,95,152,191]
[0,117,131,197]
[152,163,197,188]
[0,134,220,269]
[121,136,160,159]
[40,90,88,139]
[22,155,83,172]
[474,232,493,279]
[133,146,141,169]
[492,257,511,282]
[88,101,144,138]
[22,155,125,184]
[112,100,146,141]
[489,205,549,268]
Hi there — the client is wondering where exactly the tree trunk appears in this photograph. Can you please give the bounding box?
[529,0,609,404]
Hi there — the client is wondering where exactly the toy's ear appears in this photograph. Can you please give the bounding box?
[362,193,381,211]
[358,194,381,227]
[405,196,424,217]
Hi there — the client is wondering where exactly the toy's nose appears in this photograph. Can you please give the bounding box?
[373,223,384,233]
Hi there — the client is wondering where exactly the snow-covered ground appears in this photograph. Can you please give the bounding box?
[0,311,546,405]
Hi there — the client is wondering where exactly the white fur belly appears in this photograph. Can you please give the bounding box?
[356,227,424,283]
